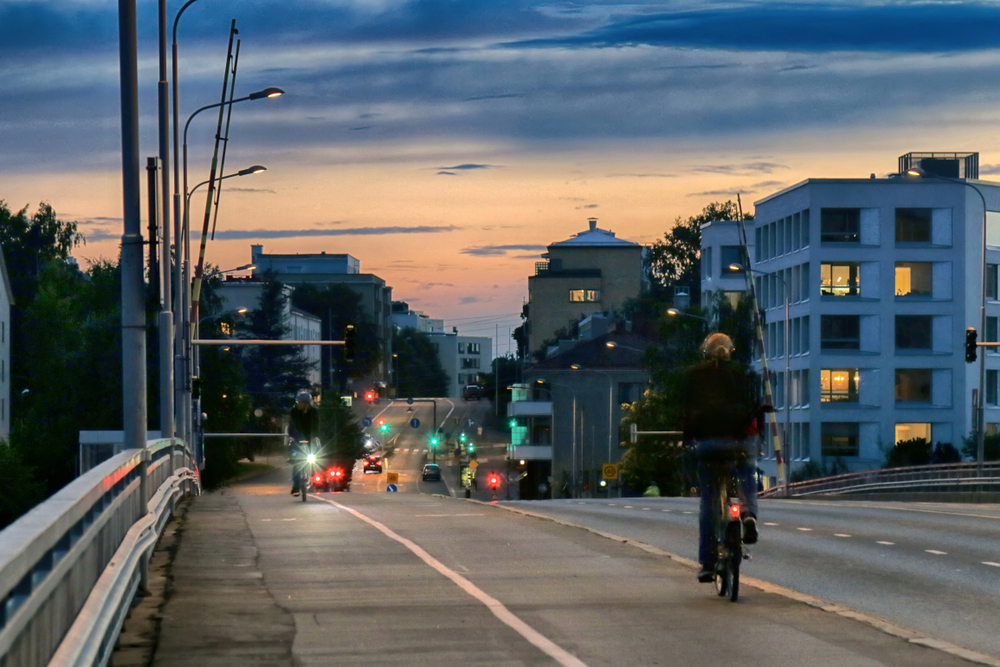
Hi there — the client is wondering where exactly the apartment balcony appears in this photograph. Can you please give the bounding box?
[508,401,552,417]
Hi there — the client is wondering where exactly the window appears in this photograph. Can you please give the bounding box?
[720,245,744,272]
[467,343,480,354]
[820,208,860,243]
[895,423,930,444]
[702,246,713,279]
[821,422,859,457]
[988,370,998,406]
[989,264,999,300]
[820,262,860,296]
[895,262,932,297]
[458,343,466,353]
[988,317,998,354]
[460,358,480,369]
[821,315,860,350]
[820,369,859,402]
[895,369,932,402]
[895,208,932,243]
[569,289,600,302]
[895,315,932,350]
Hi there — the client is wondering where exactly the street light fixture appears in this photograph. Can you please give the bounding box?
[666,308,709,322]
[605,341,644,353]
[731,262,792,494]
[906,167,989,470]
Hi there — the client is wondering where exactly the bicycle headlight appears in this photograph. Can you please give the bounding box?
[307,453,317,464]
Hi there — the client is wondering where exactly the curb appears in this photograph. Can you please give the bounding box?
[467,498,1000,667]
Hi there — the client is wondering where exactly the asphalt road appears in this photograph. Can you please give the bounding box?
[506,496,1000,659]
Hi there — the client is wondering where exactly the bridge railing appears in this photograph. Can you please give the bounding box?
[0,438,198,667]
[760,461,1000,498]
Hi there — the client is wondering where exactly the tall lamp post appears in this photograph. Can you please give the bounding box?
[732,263,791,494]
[907,168,989,471]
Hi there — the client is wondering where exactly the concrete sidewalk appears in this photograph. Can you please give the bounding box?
[133,475,990,667]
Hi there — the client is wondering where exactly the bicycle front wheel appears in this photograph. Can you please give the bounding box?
[715,561,731,598]
[729,562,739,602]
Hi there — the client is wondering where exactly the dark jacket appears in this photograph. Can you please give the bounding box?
[681,358,759,442]
[288,405,319,444]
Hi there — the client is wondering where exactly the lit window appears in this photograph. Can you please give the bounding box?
[820,369,859,402]
[895,262,932,297]
[569,290,601,302]
[820,263,859,296]
[895,423,930,444]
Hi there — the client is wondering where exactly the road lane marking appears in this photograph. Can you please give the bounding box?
[796,527,812,532]
[608,503,618,506]
[877,541,894,545]
[925,550,947,555]
[623,505,633,509]
[764,522,779,526]
[414,514,486,517]
[682,511,692,514]
[320,497,590,667]
[282,518,297,522]
[641,508,651,511]
[262,519,272,522]
[982,562,1000,567]
[661,509,671,512]
[834,534,851,538]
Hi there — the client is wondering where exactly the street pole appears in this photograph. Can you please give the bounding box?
[118,0,147,453]
[157,0,174,442]
[784,293,791,493]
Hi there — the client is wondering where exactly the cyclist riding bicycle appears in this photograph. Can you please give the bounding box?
[682,332,766,583]
[288,389,319,496]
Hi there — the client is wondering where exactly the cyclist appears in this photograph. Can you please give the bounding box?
[288,389,319,496]
[682,332,763,583]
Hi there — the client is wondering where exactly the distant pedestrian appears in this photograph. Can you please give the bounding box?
[642,481,661,497]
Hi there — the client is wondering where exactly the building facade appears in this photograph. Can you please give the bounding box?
[0,245,12,441]
[248,245,393,386]
[527,219,645,356]
[427,332,492,398]
[701,152,1000,485]
[391,301,444,333]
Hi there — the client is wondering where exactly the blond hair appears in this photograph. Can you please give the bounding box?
[700,332,734,361]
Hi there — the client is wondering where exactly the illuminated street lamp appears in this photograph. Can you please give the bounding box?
[666,308,709,323]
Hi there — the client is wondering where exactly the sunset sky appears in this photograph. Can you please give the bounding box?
[6,0,1000,345]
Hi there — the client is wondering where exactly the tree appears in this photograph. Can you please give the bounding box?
[479,354,519,423]
[318,394,365,465]
[0,438,45,529]
[393,327,449,397]
[647,200,753,304]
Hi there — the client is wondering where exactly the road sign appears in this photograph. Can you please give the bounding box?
[410,418,420,428]
[387,472,399,484]
[602,463,619,480]
[386,484,398,492]
[407,397,414,405]
[466,418,476,427]
[362,417,372,427]
[469,460,479,469]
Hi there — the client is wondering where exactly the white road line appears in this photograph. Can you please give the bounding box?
[641,508,651,511]
[261,519,272,522]
[796,527,812,532]
[320,497,590,667]
[661,509,671,512]
[608,503,618,506]
[623,505,633,509]
[282,518,297,522]
[764,522,778,526]
[877,541,894,545]
[925,550,947,555]
[834,534,851,538]
[682,511,693,515]
[983,562,1000,567]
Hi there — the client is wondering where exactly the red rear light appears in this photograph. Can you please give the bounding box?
[729,503,741,520]
[314,475,321,482]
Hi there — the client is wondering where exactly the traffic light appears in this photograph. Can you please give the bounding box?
[430,437,439,447]
[366,391,374,402]
[459,433,466,443]
[377,418,388,433]
[467,443,475,453]
[509,419,517,428]
[343,325,356,361]
[966,327,979,363]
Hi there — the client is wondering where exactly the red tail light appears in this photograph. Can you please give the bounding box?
[729,503,741,520]
[314,475,322,482]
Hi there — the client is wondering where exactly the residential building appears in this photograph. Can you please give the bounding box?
[427,331,492,398]
[700,219,755,310]
[0,245,12,441]
[526,219,645,356]
[509,332,651,499]
[214,281,322,388]
[701,151,1000,485]
[248,245,393,388]
[391,301,444,333]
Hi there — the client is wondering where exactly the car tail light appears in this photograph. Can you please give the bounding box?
[314,475,321,482]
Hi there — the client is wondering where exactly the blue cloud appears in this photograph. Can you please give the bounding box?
[460,243,547,256]
[506,3,1000,53]
[438,163,495,170]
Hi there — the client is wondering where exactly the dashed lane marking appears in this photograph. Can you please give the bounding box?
[641,508,651,511]
[982,562,1000,567]
[764,522,779,526]
[834,534,851,538]
[926,550,947,555]
[682,511,693,514]
[623,505,633,509]
[661,509,671,512]
[796,527,813,532]
[877,541,895,545]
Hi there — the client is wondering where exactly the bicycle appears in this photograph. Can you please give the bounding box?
[292,439,319,503]
[711,471,748,602]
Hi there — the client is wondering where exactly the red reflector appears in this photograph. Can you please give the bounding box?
[729,504,741,520]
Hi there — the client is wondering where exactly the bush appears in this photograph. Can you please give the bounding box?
[885,439,960,468]
[789,458,849,483]
[961,434,1000,462]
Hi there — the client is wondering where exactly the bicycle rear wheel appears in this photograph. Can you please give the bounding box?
[715,560,731,597]
[729,561,739,602]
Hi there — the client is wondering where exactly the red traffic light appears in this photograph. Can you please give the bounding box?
[488,475,500,488]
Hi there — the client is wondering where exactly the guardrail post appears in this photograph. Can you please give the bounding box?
[138,447,152,595]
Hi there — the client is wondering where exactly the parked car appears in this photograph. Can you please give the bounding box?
[462,385,481,400]
[421,463,442,481]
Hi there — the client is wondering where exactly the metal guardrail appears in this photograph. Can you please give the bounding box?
[760,461,1000,498]
[0,438,198,667]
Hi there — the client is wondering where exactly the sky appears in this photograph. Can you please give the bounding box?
[6,0,1000,346]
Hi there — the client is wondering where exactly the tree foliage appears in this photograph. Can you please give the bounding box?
[318,394,365,465]
[393,327,449,398]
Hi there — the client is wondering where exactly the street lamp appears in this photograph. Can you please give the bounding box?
[536,379,578,497]
[906,168,989,471]
[732,262,792,494]
[666,308,709,322]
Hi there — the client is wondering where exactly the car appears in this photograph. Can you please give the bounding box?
[421,463,442,481]
[363,455,383,474]
[462,385,481,400]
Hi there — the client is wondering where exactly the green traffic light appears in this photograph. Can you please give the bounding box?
[509,420,516,428]
[460,433,466,442]
[380,424,388,432]
[431,437,438,446]
[468,443,474,452]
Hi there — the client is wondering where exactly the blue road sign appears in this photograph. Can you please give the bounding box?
[362,417,372,427]
[407,397,414,405]
[410,418,420,428]
[466,418,476,427]
[386,484,398,492]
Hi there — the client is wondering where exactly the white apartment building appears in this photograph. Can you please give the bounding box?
[702,152,1000,484]
[427,332,492,398]
[0,245,12,441]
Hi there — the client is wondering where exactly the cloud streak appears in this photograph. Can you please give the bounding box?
[461,243,547,256]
